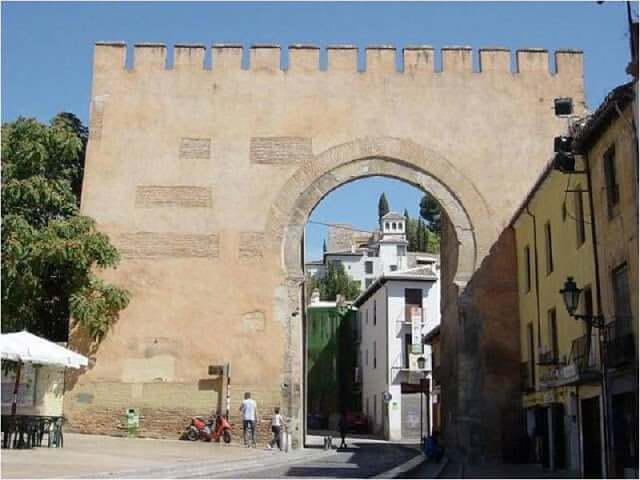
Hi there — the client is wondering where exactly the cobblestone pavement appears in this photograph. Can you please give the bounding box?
[213,440,421,478]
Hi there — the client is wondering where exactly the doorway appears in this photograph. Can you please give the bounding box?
[581,396,603,478]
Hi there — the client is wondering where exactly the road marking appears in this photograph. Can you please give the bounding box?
[371,451,425,479]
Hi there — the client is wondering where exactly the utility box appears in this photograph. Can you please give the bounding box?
[126,408,139,438]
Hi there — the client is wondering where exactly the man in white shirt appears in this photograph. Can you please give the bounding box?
[240,391,258,447]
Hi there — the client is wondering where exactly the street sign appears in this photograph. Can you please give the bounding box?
[383,391,392,403]
[411,307,423,354]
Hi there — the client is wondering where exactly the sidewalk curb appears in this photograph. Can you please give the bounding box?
[371,449,425,479]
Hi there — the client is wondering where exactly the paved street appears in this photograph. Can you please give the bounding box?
[214,439,421,479]
[399,458,580,479]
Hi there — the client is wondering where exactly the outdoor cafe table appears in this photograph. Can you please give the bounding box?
[1,414,64,449]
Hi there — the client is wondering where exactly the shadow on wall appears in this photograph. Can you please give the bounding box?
[440,215,524,464]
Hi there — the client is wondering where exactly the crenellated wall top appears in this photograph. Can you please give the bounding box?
[93,41,583,75]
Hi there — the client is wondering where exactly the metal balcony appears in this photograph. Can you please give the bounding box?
[604,317,636,369]
[536,349,562,366]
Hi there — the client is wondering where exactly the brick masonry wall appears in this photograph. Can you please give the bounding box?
[65,380,282,445]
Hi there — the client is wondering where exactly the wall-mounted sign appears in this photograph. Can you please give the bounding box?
[411,307,423,354]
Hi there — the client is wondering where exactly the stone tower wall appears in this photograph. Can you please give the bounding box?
[66,42,584,451]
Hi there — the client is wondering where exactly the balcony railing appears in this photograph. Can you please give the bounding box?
[604,317,636,369]
[569,332,600,375]
[537,349,561,366]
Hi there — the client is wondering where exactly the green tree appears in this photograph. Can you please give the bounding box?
[419,193,442,234]
[2,114,130,341]
[378,193,390,223]
[307,262,361,302]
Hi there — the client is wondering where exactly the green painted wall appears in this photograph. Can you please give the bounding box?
[306,305,356,423]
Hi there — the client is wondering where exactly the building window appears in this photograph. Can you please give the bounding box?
[365,261,373,274]
[548,308,558,361]
[399,222,404,232]
[366,348,369,366]
[405,288,422,322]
[373,300,377,325]
[404,334,412,368]
[373,341,377,369]
[392,222,397,230]
[603,146,620,218]
[365,397,369,416]
[385,222,390,230]
[397,245,406,256]
[527,323,535,386]
[574,186,586,247]
[365,278,373,288]
[524,245,532,293]
[390,265,398,272]
[561,201,567,222]
[544,221,554,274]
[612,263,632,320]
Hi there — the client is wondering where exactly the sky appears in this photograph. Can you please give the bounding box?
[2,1,636,259]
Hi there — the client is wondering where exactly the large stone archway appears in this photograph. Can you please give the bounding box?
[265,136,495,447]
[266,135,497,284]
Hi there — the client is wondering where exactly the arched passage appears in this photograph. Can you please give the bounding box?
[265,136,496,446]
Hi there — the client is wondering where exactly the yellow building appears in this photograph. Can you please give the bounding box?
[573,81,638,479]
[511,155,603,475]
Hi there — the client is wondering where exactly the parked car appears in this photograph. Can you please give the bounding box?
[307,414,328,430]
[346,412,369,434]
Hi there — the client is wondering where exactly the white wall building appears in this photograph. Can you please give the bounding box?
[306,212,429,291]
[353,265,441,441]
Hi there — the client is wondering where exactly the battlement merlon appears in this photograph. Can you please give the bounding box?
[92,42,583,77]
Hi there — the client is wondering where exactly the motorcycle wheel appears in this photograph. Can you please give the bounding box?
[186,428,199,441]
[223,430,232,444]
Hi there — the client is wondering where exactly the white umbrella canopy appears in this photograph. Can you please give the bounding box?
[0,330,88,369]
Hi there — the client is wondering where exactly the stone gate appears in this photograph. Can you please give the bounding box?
[65,42,584,458]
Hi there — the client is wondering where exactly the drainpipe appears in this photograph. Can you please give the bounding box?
[525,206,542,349]
[583,152,611,477]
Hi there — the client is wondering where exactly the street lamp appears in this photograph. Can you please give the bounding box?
[559,276,605,327]
[416,356,430,441]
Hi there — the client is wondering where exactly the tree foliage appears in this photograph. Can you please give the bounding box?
[378,193,390,223]
[2,114,130,341]
[405,217,440,253]
[419,193,442,235]
[307,262,361,302]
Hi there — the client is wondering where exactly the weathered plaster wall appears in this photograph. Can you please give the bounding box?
[441,215,522,462]
[66,42,583,449]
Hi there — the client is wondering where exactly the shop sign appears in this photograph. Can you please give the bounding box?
[411,307,423,354]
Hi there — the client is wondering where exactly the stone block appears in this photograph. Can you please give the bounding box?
[115,232,219,258]
[135,186,212,208]
[250,137,312,164]
[179,138,211,159]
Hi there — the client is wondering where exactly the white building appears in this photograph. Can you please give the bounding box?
[306,212,432,291]
[353,265,441,441]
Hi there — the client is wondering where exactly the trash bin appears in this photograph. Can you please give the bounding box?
[126,408,139,438]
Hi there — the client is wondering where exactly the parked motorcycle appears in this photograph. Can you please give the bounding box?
[184,414,232,443]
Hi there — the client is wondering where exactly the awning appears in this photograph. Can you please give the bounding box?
[0,330,88,369]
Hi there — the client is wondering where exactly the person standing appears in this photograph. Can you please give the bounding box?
[267,407,287,450]
[240,392,258,447]
[338,413,349,449]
